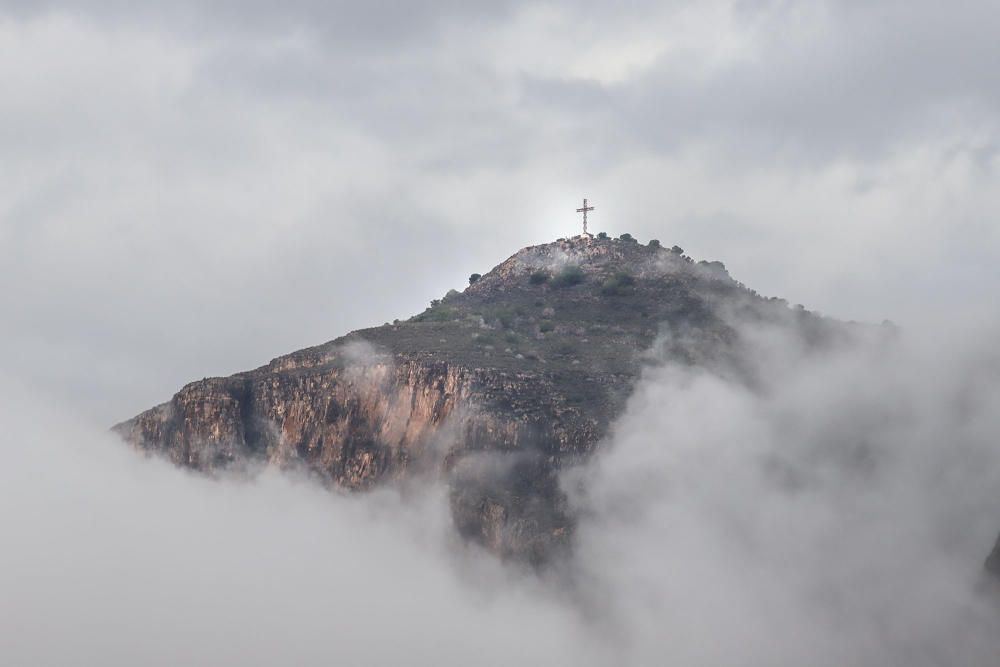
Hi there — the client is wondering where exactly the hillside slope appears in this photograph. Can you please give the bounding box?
[114,235,850,562]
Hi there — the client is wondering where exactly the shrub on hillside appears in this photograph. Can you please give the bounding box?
[551,265,585,288]
[529,270,549,285]
[494,307,516,329]
[600,271,637,296]
[555,340,581,357]
[698,260,728,277]
[472,332,499,346]
[415,306,457,322]
[469,273,482,285]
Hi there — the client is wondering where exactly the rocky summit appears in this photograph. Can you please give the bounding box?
[114,234,853,563]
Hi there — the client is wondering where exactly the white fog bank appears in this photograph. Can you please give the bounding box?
[3,316,1000,666]
[0,381,596,667]
[567,317,1000,665]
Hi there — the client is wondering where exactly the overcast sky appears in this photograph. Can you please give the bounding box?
[2,0,999,424]
[4,4,1000,665]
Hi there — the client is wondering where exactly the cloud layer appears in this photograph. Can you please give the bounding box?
[0,379,598,667]
[567,316,1000,665]
[2,3,1000,664]
[4,314,1000,665]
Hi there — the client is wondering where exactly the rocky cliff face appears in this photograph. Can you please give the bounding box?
[114,235,847,563]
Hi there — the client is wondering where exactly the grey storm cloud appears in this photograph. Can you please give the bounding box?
[517,1,1000,163]
[11,0,999,165]
[0,0,521,46]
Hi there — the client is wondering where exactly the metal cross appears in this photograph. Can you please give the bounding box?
[576,198,595,235]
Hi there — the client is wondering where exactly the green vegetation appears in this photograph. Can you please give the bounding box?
[472,332,499,346]
[413,305,458,322]
[473,306,518,329]
[619,233,635,242]
[600,271,637,296]
[494,307,516,329]
[554,340,580,357]
[469,273,482,285]
[648,239,661,248]
[671,245,684,254]
[539,320,555,333]
[551,265,585,288]
[596,231,609,240]
[529,270,549,285]
[702,260,726,273]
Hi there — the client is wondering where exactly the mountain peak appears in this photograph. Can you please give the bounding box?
[468,235,729,298]
[114,234,829,563]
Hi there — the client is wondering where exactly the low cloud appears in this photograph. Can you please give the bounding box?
[0,378,595,666]
[3,1,1000,663]
[4,313,1000,665]
[565,314,1000,665]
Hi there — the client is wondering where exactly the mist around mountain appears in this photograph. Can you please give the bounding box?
[4,235,1000,665]
[113,234,861,563]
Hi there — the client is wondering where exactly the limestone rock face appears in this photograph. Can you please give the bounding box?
[114,236,846,563]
